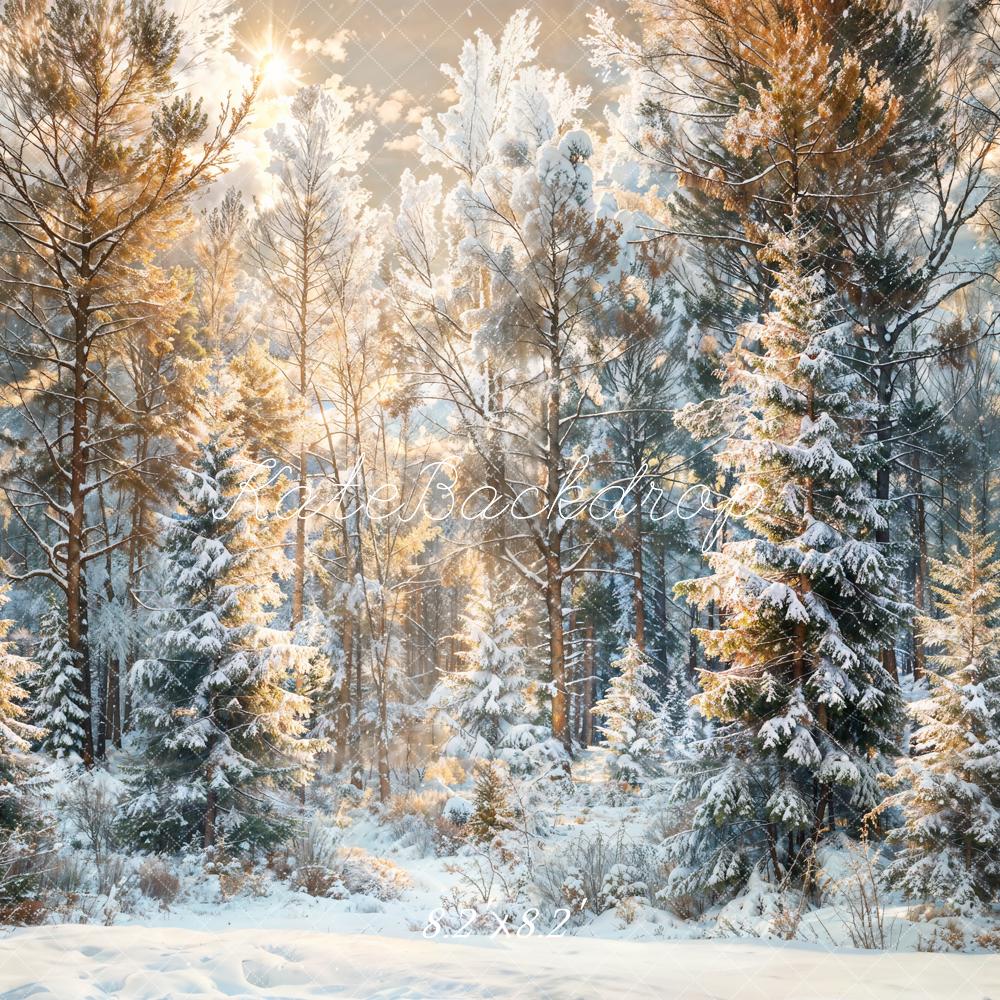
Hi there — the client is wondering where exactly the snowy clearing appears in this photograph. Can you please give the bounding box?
[0,925,998,1000]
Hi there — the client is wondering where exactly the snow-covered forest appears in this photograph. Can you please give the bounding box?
[0,0,999,995]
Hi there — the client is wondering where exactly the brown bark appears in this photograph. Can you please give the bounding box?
[292,444,307,629]
[377,682,391,803]
[631,493,646,651]
[912,451,928,680]
[204,784,217,850]
[546,558,569,747]
[582,621,595,746]
[66,326,94,766]
[875,350,899,683]
[334,615,353,772]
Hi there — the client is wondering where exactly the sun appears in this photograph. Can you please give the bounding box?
[259,50,295,93]
[246,24,300,96]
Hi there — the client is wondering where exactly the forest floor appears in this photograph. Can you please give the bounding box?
[2,923,999,999]
[2,749,999,998]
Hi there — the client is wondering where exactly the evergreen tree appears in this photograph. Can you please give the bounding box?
[658,660,694,749]
[886,507,1000,911]
[667,229,902,897]
[594,640,664,786]
[225,341,299,465]
[0,0,252,764]
[433,579,541,771]
[122,436,319,853]
[0,584,41,830]
[32,602,88,762]
[468,760,515,842]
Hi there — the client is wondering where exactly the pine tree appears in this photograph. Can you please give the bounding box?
[658,660,693,749]
[433,579,542,771]
[0,0,252,764]
[668,228,902,897]
[397,19,640,750]
[0,583,42,830]
[122,436,319,853]
[886,506,1000,911]
[32,601,88,762]
[225,341,299,465]
[594,640,664,786]
[468,760,514,842]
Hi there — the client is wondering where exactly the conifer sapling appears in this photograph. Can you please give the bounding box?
[594,639,664,786]
[886,506,1000,911]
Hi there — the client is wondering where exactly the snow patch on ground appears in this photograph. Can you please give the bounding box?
[2,924,999,999]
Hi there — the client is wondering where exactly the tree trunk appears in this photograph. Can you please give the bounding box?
[293,443,307,629]
[106,657,121,749]
[875,350,898,683]
[546,556,569,747]
[377,675,391,802]
[67,330,94,765]
[582,621,595,746]
[688,604,698,680]
[334,615,353,773]
[204,784,217,850]
[630,493,646,651]
[912,451,928,681]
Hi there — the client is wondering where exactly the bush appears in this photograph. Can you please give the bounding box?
[288,820,344,898]
[59,770,121,863]
[296,863,345,898]
[645,803,706,920]
[535,829,656,916]
[137,858,180,907]
[0,897,47,925]
[432,815,465,856]
[205,851,268,900]
[45,851,86,896]
[383,790,468,857]
[93,852,128,897]
[340,851,410,901]
[384,790,445,847]
[335,783,364,806]
[443,796,472,825]
[600,863,647,911]
[0,830,52,925]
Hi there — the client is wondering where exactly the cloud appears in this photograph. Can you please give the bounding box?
[377,98,405,124]
[376,88,431,127]
[289,28,353,62]
[322,74,379,115]
[385,134,421,152]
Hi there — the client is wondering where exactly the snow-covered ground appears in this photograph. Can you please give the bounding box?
[2,924,999,999]
[6,750,1000,999]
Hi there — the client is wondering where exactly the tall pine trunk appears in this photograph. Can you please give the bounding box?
[631,491,646,651]
[68,322,94,765]
[875,348,899,682]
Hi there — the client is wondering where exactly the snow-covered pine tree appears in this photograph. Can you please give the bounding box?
[0,583,42,830]
[668,227,902,897]
[122,436,319,853]
[658,659,693,749]
[432,578,541,772]
[32,601,88,762]
[886,505,1000,911]
[594,639,664,786]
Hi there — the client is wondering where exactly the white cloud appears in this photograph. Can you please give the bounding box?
[377,98,405,124]
[385,134,421,152]
[289,28,353,63]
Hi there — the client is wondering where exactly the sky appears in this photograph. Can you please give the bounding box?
[234,0,600,198]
